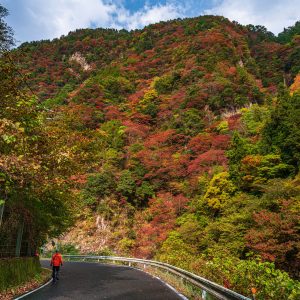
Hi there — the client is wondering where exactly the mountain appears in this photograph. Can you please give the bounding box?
[3,15,300,298]
[14,16,298,101]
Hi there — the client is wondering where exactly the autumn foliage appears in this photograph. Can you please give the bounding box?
[1,11,300,299]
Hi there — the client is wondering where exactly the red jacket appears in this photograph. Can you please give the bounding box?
[51,253,63,267]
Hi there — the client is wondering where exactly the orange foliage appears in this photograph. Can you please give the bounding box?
[290,73,300,94]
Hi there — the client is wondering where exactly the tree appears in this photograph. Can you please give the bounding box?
[116,170,136,200]
[82,171,116,208]
[277,21,300,44]
[262,92,300,172]
[240,154,294,191]
[227,131,252,184]
[0,57,76,255]
[203,172,237,211]
[0,5,14,51]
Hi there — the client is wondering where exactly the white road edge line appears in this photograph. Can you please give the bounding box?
[127,265,188,300]
[14,278,53,300]
[154,275,189,300]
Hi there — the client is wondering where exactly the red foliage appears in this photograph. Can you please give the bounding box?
[212,134,230,149]
[246,202,300,275]
[187,134,214,154]
[104,105,124,121]
[122,120,150,142]
[227,114,241,130]
[144,129,176,148]
[130,112,152,125]
[187,149,227,174]
[134,192,189,258]
[187,133,229,156]
[69,174,88,185]
[128,90,145,106]
[158,89,186,119]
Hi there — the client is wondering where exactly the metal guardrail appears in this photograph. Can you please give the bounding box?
[63,255,251,300]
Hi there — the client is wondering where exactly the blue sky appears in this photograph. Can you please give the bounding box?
[2,0,300,44]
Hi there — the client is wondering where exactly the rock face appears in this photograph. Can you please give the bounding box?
[47,214,112,254]
[69,52,92,71]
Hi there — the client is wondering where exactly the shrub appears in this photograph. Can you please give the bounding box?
[191,256,300,300]
[154,73,180,94]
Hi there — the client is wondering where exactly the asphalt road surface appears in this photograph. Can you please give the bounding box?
[22,260,184,300]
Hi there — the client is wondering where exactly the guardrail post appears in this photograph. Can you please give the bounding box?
[129,262,131,267]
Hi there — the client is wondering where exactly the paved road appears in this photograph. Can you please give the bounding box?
[23,261,184,300]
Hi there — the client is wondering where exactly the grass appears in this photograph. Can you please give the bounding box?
[0,267,51,300]
[137,265,206,299]
[0,257,42,292]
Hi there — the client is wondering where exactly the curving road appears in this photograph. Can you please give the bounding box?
[22,260,184,300]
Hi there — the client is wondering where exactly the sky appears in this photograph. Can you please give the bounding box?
[2,0,300,44]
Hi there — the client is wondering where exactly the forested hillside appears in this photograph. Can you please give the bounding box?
[1,12,300,299]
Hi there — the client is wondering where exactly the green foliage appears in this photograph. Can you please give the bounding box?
[227,131,253,183]
[184,17,215,35]
[82,171,115,207]
[241,104,270,136]
[0,53,78,251]
[156,231,196,269]
[0,4,14,51]
[99,120,126,150]
[203,172,237,211]
[262,93,300,171]
[216,120,229,134]
[57,243,80,255]
[246,24,275,42]
[116,170,136,199]
[135,31,154,53]
[87,247,114,256]
[101,75,133,103]
[43,83,74,107]
[277,21,300,44]
[192,256,300,300]
[198,192,256,256]
[137,89,159,117]
[154,73,180,94]
[136,181,155,205]
[117,237,135,254]
[170,108,204,136]
[240,154,294,190]
[286,46,300,78]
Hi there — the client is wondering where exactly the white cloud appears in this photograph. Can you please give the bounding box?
[3,0,300,43]
[205,0,300,34]
[26,0,118,38]
[115,3,183,30]
[3,0,185,43]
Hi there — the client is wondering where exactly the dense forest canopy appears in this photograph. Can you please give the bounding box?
[1,4,300,298]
